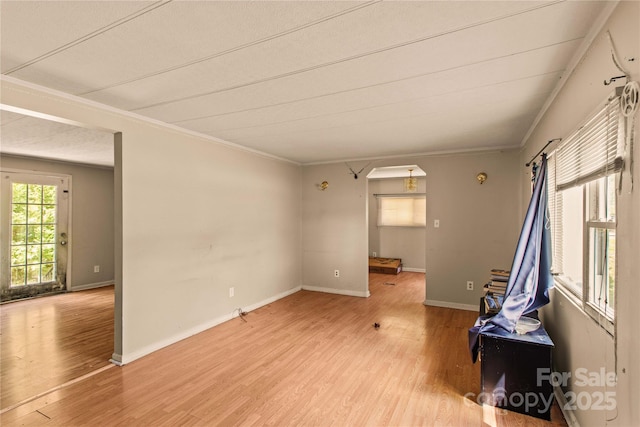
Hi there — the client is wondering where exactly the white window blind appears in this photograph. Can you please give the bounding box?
[377,196,426,227]
[547,154,563,275]
[556,93,623,191]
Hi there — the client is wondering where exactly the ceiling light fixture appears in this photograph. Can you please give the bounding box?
[404,169,417,192]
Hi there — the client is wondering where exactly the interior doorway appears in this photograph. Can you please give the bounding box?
[366,165,427,294]
[0,106,121,410]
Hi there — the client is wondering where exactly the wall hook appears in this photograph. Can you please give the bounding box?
[604,75,627,86]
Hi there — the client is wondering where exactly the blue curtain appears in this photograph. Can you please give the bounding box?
[469,154,553,362]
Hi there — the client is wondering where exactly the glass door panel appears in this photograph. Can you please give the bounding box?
[1,172,69,301]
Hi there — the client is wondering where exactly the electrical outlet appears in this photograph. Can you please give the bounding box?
[434,219,440,228]
[93,265,100,273]
[334,270,340,278]
[229,287,235,298]
[372,252,377,257]
[467,281,474,291]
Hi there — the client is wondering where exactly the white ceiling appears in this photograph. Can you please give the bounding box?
[0,1,609,166]
[368,165,426,180]
[0,110,114,167]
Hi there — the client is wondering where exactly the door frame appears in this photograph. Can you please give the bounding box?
[366,165,428,297]
[0,168,73,296]
[0,103,121,366]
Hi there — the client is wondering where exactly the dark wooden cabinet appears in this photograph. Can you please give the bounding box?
[479,325,554,420]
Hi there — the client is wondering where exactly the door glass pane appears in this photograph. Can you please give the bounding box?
[41,244,55,263]
[9,181,58,288]
[27,184,42,204]
[27,225,42,244]
[42,205,56,223]
[41,264,56,282]
[12,183,27,203]
[11,267,26,287]
[42,185,56,204]
[11,245,26,265]
[28,205,42,224]
[12,225,26,244]
[42,225,56,243]
[27,245,41,264]
[26,265,41,284]
[12,204,26,224]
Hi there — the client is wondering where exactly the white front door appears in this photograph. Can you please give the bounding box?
[1,172,70,301]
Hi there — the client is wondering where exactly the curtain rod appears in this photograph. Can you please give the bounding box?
[525,138,561,167]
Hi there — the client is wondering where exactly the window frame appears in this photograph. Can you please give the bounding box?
[551,176,616,335]
[547,89,623,336]
[583,176,616,333]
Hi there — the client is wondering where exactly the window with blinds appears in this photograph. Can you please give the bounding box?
[556,90,623,191]
[547,90,622,332]
[376,195,426,227]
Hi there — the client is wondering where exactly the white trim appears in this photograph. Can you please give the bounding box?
[552,283,616,337]
[301,285,370,298]
[0,167,72,178]
[423,299,478,312]
[71,280,114,291]
[117,286,302,365]
[402,267,426,273]
[554,384,581,427]
[519,1,620,148]
[110,353,123,366]
[304,145,518,166]
[1,76,298,166]
[1,153,114,170]
[552,282,583,312]
[65,177,73,290]
[0,103,115,135]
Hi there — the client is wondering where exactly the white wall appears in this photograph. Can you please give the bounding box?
[0,155,114,290]
[368,177,426,271]
[302,150,521,307]
[302,162,369,297]
[121,124,302,362]
[1,78,302,364]
[522,2,639,425]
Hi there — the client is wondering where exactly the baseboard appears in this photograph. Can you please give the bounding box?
[118,286,302,365]
[402,267,426,273]
[240,286,303,312]
[71,280,114,291]
[110,353,123,366]
[423,299,478,312]
[554,385,580,427]
[301,285,370,298]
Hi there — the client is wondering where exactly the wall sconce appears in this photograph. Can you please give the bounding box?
[476,172,488,185]
[320,181,329,191]
[404,169,417,193]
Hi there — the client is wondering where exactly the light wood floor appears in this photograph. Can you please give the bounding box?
[0,286,114,409]
[1,274,566,426]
